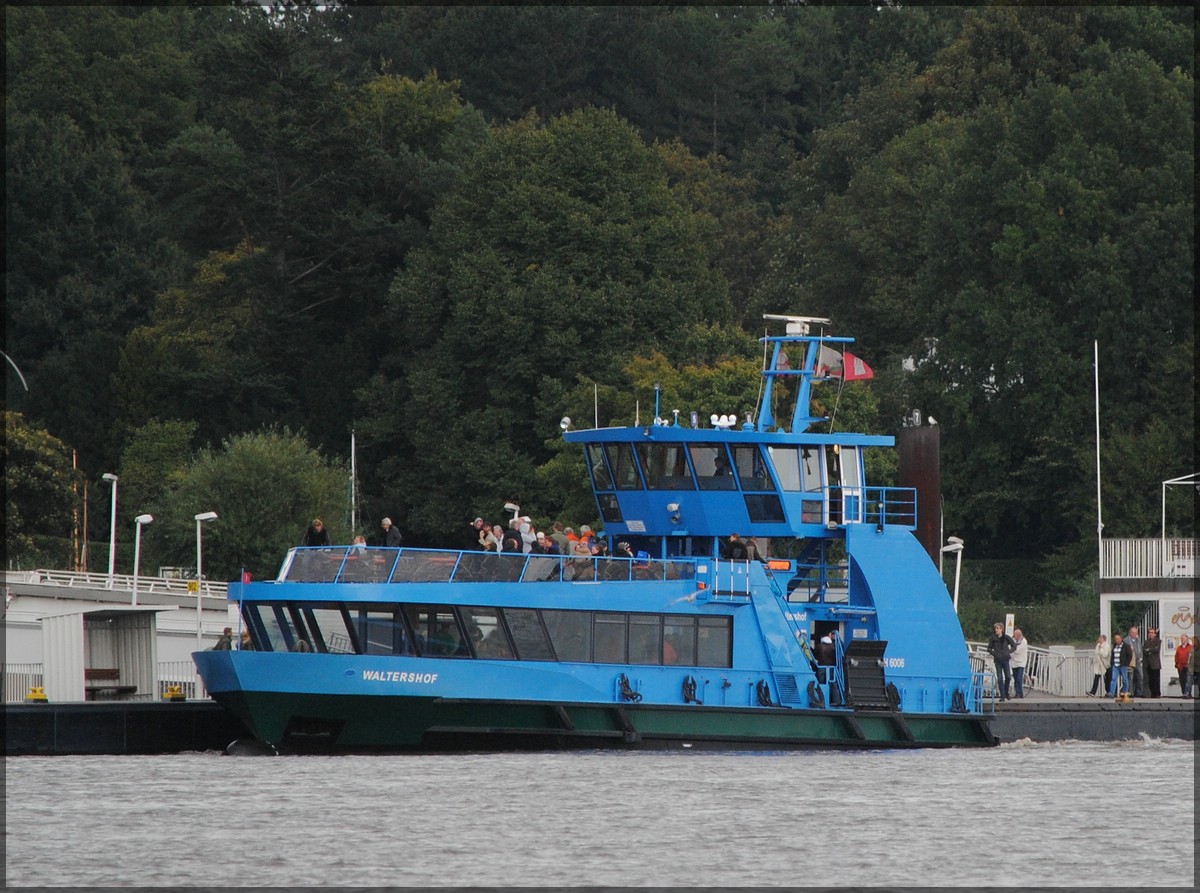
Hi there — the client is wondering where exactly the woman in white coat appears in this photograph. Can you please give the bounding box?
[1087,634,1109,696]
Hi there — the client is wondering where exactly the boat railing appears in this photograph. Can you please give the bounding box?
[279,546,698,586]
[831,486,917,529]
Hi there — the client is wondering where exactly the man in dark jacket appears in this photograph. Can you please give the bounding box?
[381,517,403,547]
[987,623,1016,701]
[1143,627,1162,697]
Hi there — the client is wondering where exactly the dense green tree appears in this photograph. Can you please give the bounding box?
[370,107,730,541]
[4,413,83,568]
[151,429,349,581]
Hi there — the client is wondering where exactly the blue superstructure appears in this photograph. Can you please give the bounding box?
[195,315,995,752]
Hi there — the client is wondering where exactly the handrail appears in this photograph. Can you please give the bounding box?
[1100,537,1197,579]
[22,568,228,598]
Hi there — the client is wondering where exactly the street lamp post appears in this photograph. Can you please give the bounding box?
[942,536,964,613]
[194,511,219,653]
[131,514,153,605]
[102,473,119,587]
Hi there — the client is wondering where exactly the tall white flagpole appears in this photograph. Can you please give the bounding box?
[1094,341,1103,571]
[350,429,358,534]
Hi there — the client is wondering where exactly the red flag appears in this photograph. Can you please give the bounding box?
[843,351,875,381]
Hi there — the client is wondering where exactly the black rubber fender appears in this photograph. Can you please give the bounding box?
[886,681,901,710]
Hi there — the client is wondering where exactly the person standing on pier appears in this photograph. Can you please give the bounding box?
[1087,634,1109,696]
[1126,626,1144,696]
[1010,629,1029,698]
[1189,635,1199,699]
[1108,634,1132,698]
[987,623,1016,701]
[1142,628,1162,697]
[1173,634,1192,697]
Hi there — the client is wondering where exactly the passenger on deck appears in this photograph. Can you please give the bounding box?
[615,541,635,559]
[381,517,403,547]
[469,517,488,550]
[214,628,234,651]
[744,536,764,562]
[293,637,313,653]
[725,533,749,560]
[351,535,367,549]
[815,634,835,667]
[501,519,524,553]
[303,518,331,547]
[485,524,503,551]
[239,630,254,650]
[550,522,570,554]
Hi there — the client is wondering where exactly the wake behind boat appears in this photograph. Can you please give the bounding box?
[194,314,996,752]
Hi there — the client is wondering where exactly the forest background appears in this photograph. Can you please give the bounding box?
[5,3,1194,642]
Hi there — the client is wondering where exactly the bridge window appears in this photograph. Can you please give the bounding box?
[585,443,613,491]
[604,443,643,489]
[731,445,775,492]
[690,444,736,490]
[597,493,623,524]
[767,446,801,491]
[636,444,696,490]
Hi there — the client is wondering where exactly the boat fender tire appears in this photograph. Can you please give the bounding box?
[886,682,901,710]
[807,680,826,709]
[756,679,773,707]
[682,675,702,705]
[950,688,967,713]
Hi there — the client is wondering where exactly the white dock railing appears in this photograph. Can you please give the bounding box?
[1100,538,1196,579]
[18,568,228,598]
[3,661,205,703]
[967,642,1093,697]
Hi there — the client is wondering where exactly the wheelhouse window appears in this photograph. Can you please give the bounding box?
[636,443,696,490]
[767,446,801,491]
[690,444,735,490]
[604,443,643,490]
[584,443,614,491]
[731,445,774,491]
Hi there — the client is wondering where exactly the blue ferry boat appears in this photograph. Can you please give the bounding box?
[194,315,996,752]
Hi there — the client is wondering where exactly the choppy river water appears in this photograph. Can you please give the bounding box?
[4,737,1194,888]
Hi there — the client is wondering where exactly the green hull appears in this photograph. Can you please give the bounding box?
[213,691,997,752]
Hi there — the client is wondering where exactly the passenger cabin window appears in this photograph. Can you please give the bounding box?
[636,443,696,490]
[690,444,735,490]
[241,602,733,668]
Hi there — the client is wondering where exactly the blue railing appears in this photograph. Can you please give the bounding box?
[279,546,698,586]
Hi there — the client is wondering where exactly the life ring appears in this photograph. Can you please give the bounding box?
[807,680,826,709]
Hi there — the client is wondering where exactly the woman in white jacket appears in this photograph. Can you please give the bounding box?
[1087,634,1109,696]
[1010,629,1029,698]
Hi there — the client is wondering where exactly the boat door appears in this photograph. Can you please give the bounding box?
[839,446,863,523]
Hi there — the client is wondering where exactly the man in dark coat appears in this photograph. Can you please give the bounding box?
[987,623,1016,701]
[381,517,403,547]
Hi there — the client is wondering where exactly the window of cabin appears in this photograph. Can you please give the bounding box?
[604,443,643,490]
[501,608,555,660]
[585,443,614,491]
[697,616,733,667]
[690,444,736,490]
[460,605,514,659]
[636,443,696,490]
[542,609,592,662]
[594,613,628,663]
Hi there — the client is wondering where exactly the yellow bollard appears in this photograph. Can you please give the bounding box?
[163,684,186,702]
[25,686,48,703]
